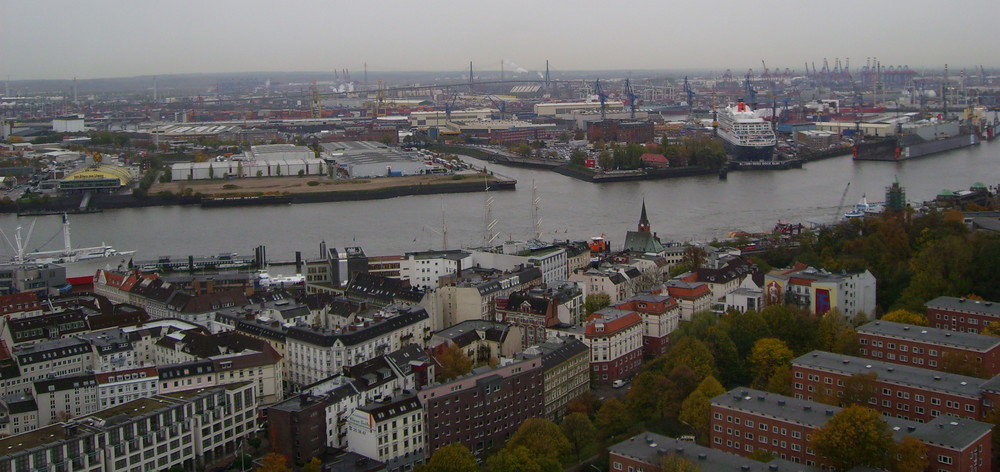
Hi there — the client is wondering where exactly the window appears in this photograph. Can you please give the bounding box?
[938,455,953,465]
[613,462,623,470]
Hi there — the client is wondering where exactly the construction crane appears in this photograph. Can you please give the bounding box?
[835,182,852,220]
[487,95,507,120]
[623,79,638,119]
[683,76,695,115]
[594,79,608,120]
[744,73,757,107]
[310,81,322,119]
[444,95,458,121]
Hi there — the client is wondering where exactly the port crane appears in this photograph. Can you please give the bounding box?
[683,77,695,115]
[744,73,757,107]
[594,79,608,120]
[623,79,638,119]
[487,95,508,120]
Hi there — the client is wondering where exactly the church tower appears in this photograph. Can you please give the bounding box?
[638,200,650,233]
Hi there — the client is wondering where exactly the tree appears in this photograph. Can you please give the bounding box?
[583,293,611,316]
[595,398,631,440]
[939,351,988,378]
[748,448,775,462]
[560,413,597,462]
[680,246,708,270]
[256,452,290,472]
[434,344,472,381]
[811,405,894,471]
[418,443,479,472]
[298,169,306,177]
[486,446,545,472]
[301,457,322,472]
[892,436,929,472]
[748,338,794,389]
[836,372,879,407]
[507,418,571,464]
[881,309,928,326]
[761,305,818,354]
[660,454,702,472]
[678,376,725,444]
[664,337,716,380]
[765,364,792,396]
[818,310,860,355]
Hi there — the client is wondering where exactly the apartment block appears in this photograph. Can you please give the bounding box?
[417,356,543,459]
[710,388,992,471]
[926,296,1000,333]
[608,431,816,472]
[613,294,680,358]
[857,320,1000,377]
[791,351,989,423]
[346,394,425,471]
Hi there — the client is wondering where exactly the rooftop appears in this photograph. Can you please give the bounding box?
[793,351,986,398]
[608,431,816,472]
[926,296,1000,315]
[858,320,1000,351]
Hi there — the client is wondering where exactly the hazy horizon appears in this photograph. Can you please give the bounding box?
[2,0,998,81]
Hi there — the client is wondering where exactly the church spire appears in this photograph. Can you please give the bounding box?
[638,199,650,233]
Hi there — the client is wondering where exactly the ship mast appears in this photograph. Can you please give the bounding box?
[531,180,542,240]
[62,213,72,255]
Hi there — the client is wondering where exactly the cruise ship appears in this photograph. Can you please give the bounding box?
[716,99,777,161]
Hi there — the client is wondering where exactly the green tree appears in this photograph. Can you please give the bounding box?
[811,405,894,471]
[704,326,748,387]
[835,372,879,407]
[818,310,860,355]
[765,364,793,396]
[434,344,472,381]
[880,309,929,326]
[486,446,545,472]
[660,453,702,472]
[663,337,716,380]
[748,338,794,389]
[583,293,611,316]
[939,351,988,378]
[892,436,929,472]
[761,305,818,354]
[748,449,775,462]
[560,413,597,462]
[595,398,631,440]
[680,246,708,270]
[597,150,613,170]
[569,149,588,166]
[507,418,571,465]
[678,376,725,444]
[722,310,771,358]
[256,452,290,472]
[301,457,322,472]
[418,443,479,472]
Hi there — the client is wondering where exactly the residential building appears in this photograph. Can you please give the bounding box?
[346,394,425,471]
[95,367,159,410]
[0,382,258,472]
[398,250,471,291]
[470,242,568,285]
[926,296,1000,333]
[857,320,1000,377]
[9,338,93,396]
[613,294,680,358]
[429,320,521,363]
[436,266,543,330]
[417,356,544,459]
[710,387,992,471]
[34,373,99,427]
[285,306,430,388]
[0,263,67,296]
[1,392,38,436]
[661,280,712,321]
[764,265,876,319]
[725,276,765,314]
[608,431,817,472]
[523,337,589,421]
[0,291,43,318]
[548,307,643,385]
[495,283,583,349]
[791,350,989,423]
[569,264,642,305]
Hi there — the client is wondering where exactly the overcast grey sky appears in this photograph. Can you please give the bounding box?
[2,0,997,80]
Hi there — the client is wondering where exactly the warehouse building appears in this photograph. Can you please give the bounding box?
[170,144,326,181]
[322,141,428,178]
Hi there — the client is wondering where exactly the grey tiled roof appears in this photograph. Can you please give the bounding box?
[793,351,987,398]
[858,320,1000,351]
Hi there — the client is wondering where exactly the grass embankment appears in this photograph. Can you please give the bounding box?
[150,173,493,198]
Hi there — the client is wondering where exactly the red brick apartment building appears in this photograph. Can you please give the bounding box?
[791,351,993,423]
[608,431,816,472]
[711,388,993,471]
[857,320,1000,377]
[612,294,680,358]
[926,296,1000,333]
[417,356,543,459]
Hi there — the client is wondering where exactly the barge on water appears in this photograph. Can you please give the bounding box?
[135,253,256,272]
[853,120,979,161]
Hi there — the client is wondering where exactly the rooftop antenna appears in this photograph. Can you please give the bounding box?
[531,180,542,240]
[469,61,474,92]
[364,62,368,90]
[72,77,78,104]
[153,76,158,102]
[500,59,504,82]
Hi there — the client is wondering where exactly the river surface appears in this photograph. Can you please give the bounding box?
[2,140,999,264]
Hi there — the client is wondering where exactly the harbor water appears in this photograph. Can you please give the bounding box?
[2,140,999,264]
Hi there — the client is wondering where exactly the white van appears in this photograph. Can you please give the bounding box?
[612,379,626,388]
